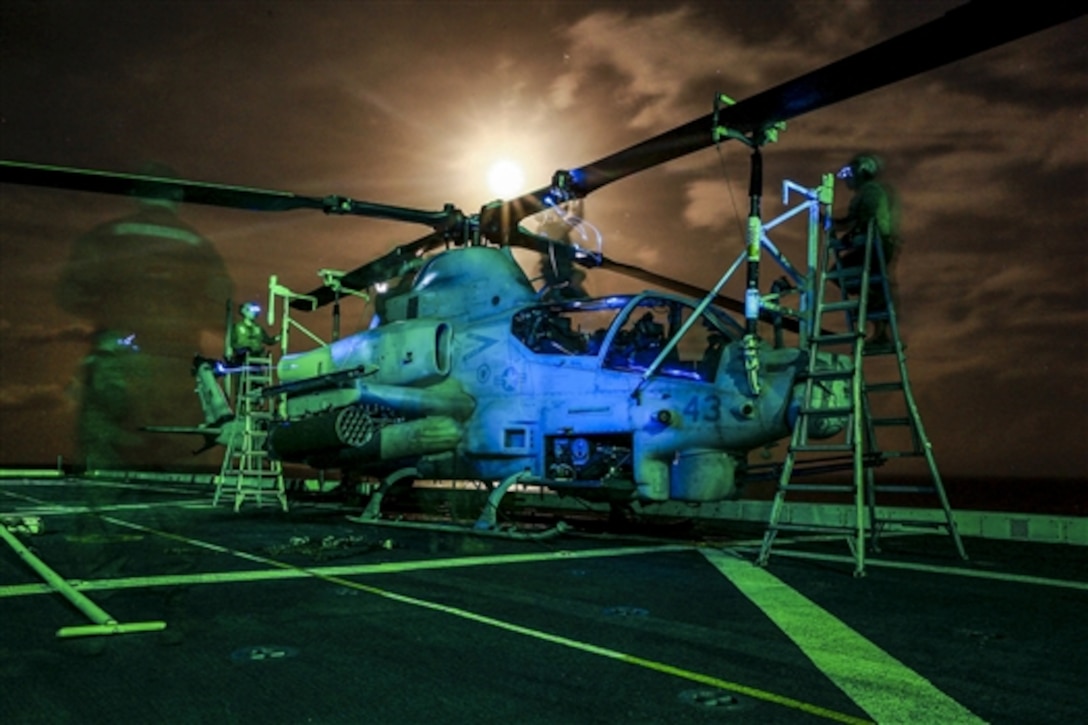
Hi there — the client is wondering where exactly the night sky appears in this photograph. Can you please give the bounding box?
[0,1,1084,481]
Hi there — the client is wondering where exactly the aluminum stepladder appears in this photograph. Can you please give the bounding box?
[213,355,287,512]
[757,220,966,576]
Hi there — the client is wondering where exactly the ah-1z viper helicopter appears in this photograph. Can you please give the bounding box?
[2,3,1080,527]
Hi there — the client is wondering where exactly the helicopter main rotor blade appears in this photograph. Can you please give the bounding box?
[292,230,447,310]
[0,160,463,230]
[485,2,1083,233]
[0,160,325,212]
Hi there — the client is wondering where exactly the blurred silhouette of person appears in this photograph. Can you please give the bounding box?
[57,162,234,470]
[229,300,279,363]
[832,153,901,347]
[75,329,143,471]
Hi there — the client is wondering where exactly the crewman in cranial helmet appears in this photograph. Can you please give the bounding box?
[57,161,234,469]
[230,301,279,362]
[832,152,901,348]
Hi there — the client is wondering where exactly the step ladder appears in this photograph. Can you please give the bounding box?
[756,223,966,576]
[213,356,287,512]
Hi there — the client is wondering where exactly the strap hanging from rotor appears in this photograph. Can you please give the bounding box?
[743,145,764,396]
[713,94,786,397]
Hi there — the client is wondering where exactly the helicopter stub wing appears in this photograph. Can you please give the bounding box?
[142,425,227,455]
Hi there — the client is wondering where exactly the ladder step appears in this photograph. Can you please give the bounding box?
[803,368,856,381]
[812,333,862,346]
[821,299,860,313]
[790,443,856,453]
[872,417,912,427]
[873,485,941,494]
[798,405,855,416]
[222,480,281,486]
[823,267,862,282]
[778,483,857,494]
[865,382,904,393]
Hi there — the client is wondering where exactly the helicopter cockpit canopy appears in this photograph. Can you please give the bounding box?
[511,293,743,383]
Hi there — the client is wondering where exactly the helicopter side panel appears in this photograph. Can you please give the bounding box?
[277,319,452,387]
[446,302,802,503]
[445,317,545,480]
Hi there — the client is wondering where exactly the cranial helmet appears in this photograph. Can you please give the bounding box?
[240,301,261,320]
[849,153,883,181]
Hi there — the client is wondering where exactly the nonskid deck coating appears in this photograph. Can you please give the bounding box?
[2,477,1085,724]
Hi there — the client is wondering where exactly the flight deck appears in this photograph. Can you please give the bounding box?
[2,475,1085,724]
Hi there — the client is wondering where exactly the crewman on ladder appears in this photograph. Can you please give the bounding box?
[831,153,901,348]
[230,301,279,364]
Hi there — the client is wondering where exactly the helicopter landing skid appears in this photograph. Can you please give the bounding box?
[473,470,530,531]
[355,467,418,521]
[349,469,565,540]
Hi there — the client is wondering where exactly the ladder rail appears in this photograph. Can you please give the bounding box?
[214,355,287,512]
[759,207,966,575]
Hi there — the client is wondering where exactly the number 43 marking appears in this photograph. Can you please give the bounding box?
[683,394,721,422]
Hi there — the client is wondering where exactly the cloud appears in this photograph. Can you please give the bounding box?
[683,179,731,230]
[0,383,71,413]
[903,252,1087,384]
[549,5,817,130]
[4,321,95,344]
[547,1,902,138]
[790,0,883,49]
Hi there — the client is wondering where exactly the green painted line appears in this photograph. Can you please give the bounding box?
[345,579,872,725]
[735,546,1088,591]
[702,549,984,724]
[4,508,867,724]
[1,543,696,598]
[0,469,63,479]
